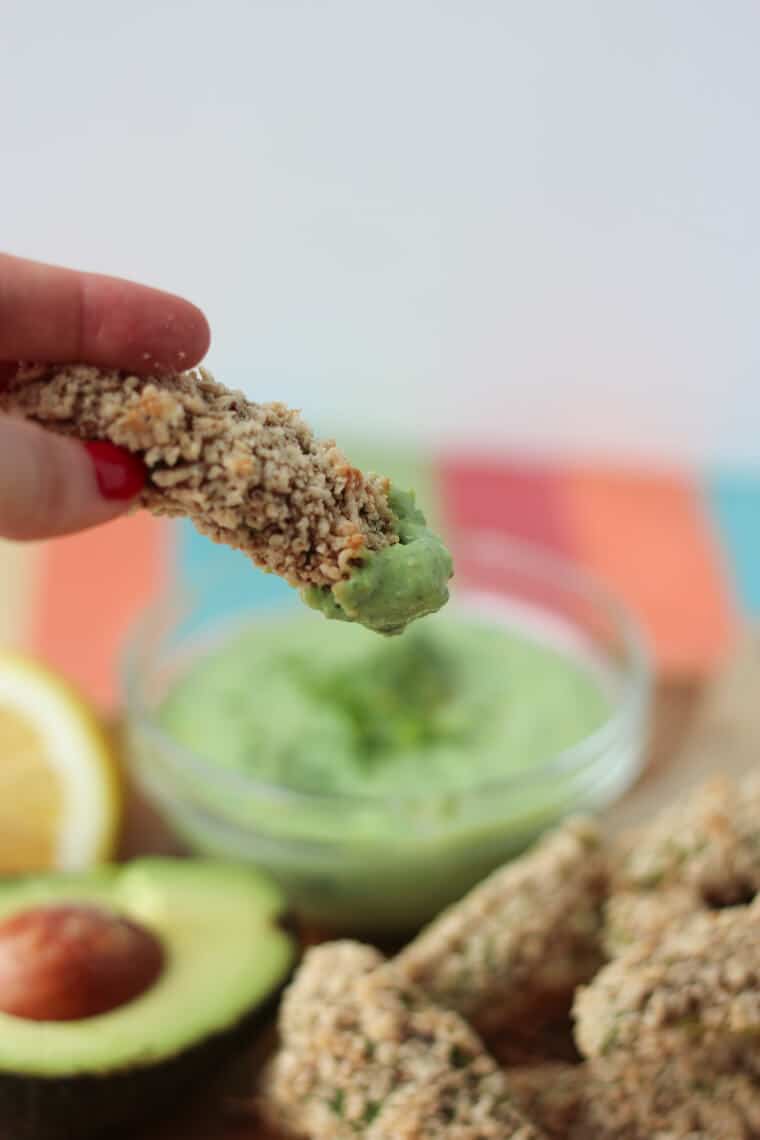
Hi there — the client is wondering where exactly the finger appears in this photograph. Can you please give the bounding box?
[0,253,210,374]
[0,418,145,541]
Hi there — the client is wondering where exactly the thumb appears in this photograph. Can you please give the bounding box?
[0,418,145,540]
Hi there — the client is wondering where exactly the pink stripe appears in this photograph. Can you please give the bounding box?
[439,455,573,553]
[437,454,583,623]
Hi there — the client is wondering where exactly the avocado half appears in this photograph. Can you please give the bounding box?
[0,858,295,1140]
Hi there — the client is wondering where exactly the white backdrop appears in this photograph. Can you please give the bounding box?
[3,1,759,464]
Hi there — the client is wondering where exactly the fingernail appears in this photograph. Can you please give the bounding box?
[83,441,146,501]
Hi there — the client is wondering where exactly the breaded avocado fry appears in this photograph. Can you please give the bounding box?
[1,364,452,635]
[576,904,760,1063]
[603,774,760,957]
[395,819,608,1036]
[260,941,544,1139]
[614,774,760,905]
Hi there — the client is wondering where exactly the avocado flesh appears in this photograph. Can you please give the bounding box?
[0,858,295,1139]
[302,487,453,635]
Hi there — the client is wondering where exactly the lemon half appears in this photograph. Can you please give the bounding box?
[0,655,121,872]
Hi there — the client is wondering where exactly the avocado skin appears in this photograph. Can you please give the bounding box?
[0,989,283,1140]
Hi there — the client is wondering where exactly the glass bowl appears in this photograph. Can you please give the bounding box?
[121,533,651,935]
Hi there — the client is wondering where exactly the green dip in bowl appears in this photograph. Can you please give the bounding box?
[123,538,649,934]
[159,619,609,800]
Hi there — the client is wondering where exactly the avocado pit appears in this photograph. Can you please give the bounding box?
[0,904,164,1022]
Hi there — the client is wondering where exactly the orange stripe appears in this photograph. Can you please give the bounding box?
[562,467,736,676]
[31,513,168,710]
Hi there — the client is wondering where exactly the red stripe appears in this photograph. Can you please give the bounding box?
[31,513,168,710]
[437,454,579,618]
[439,455,573,553]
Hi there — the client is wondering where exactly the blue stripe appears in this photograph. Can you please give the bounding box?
[175,519,298,637]
[706,472,760,616]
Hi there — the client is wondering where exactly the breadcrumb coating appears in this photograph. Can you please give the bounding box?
[507,1059,760,1140]
[579,778,760,1138]
[602,885,702,957]
[396,819,608,1036]
[575,903,760,1063]
[261,941,544,1139]
[602,774,760,958]
[583,1055,760,1139]
[615,774,760,905]
[1,364,397,589]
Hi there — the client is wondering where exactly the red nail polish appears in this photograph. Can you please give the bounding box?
[84,441,146,501]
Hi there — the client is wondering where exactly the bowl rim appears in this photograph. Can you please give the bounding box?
[120,530,652,813]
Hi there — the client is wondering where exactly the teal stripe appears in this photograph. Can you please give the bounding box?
[706,472,760,616]
[176,519,297,637]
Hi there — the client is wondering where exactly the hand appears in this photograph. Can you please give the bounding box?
[0,252,210,540]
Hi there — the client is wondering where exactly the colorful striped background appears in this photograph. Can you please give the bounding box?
[1,451,758,710]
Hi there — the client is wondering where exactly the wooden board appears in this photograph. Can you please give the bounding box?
[124,632,760,1138]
